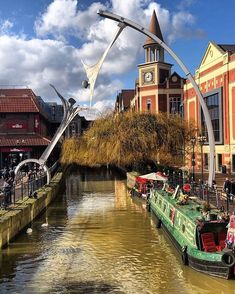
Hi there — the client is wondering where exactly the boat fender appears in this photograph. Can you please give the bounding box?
[221,251,235,267]
[181,246,188,265]
[156,218,162,229]
[146,202,151,212]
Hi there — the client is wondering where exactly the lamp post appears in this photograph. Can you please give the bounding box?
[190,136,196,182]
[198,134,207,199]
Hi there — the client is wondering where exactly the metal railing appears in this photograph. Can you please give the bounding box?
[1,161,60,209]
[166,173,235,212]
[11,173,48,204]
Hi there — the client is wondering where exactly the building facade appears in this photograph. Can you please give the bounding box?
[0,88,54,168]
[115,89,135,113]
[184,42,235,174]
[0,87,92,169]
[131,11,185,115]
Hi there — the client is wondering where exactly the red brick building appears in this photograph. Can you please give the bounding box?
[131,11,185,115]
[0,88,53,169]
[115,89,135,113]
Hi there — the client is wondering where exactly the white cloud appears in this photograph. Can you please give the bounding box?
[73,78,123,103]
[167,11,205,43]
[0,35,80,93]
[35,0,106,40]
[177,0,196,10]
[0,20,14,35]
[0,0,204,115]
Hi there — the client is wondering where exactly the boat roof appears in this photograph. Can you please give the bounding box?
[157,189,222,224]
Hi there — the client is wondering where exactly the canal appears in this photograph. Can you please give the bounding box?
[0,167,234,294]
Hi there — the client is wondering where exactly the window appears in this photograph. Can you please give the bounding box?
[201,89,223,144]
[232,155,235,173]
[217,154,222,171]
[159,69,169,83]
[169,97,181,114]
[147,99,151,111]
[204,153,209,170]
[163,203,167,212]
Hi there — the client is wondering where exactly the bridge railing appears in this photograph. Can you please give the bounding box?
[12,173,48,204]
[1,161,60,209]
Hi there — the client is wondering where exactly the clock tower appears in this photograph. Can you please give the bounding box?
[134,10,184,114]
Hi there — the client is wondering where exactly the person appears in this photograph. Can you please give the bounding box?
[212,180,217,190]
[2,178,12,209]
[183,183,191,195]
[223,178,231,194]
[28,169,33,180]
[230,179,235,202]
[226,214,235,249]
[10,169,15,181]
[2,167,10,180]
[0,189,5,209]
[146,181,154,200]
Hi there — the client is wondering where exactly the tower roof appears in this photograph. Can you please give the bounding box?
[144,10,164,47]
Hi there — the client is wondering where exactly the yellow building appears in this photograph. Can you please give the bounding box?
[184,42,235,174]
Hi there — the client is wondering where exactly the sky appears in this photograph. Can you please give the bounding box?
[0,0,235,117]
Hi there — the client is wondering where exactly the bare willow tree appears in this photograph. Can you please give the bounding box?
[61,112,194,169]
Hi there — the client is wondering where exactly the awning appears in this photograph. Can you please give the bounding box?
[139,172,168,182]
[0,147,32,153]
[136,177,148,184]
[0,135,51,147]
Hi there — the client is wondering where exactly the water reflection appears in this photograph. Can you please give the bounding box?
[0,167,235,293]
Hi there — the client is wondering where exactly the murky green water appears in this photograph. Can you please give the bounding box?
[0,167,234,294]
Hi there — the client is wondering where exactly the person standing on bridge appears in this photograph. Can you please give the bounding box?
[2,177,12,209]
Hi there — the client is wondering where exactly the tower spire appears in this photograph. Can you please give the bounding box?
[144,10,164,62]
[144,10,164,46]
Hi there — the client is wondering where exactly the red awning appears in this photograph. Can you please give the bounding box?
[0,135,51,147]
[136,177,148,184]
[0,147,32,152]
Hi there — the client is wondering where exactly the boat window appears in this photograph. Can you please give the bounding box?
[182,224,186,233]
[178,217,181,226]
[159,199,162,207]
[163,203,167,212]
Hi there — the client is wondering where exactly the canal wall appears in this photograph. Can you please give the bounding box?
[0,172,63,249]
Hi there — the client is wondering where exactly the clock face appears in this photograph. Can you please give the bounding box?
[144,71,153,82]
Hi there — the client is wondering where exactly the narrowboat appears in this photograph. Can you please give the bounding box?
[148,186,235,279]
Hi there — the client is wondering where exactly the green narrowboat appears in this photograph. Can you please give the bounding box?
[148,188,235,279]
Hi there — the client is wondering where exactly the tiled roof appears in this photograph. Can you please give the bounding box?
[218,44,235,54]
[0,135,51,147]
[0,88,40,113]
[144,10,164,47]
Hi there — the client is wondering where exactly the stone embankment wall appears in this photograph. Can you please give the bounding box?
[0,172,63,249]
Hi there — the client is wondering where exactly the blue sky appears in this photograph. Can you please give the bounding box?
[0,0,234,115]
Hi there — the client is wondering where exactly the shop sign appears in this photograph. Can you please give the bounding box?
[0,147,32,153]
[6,122,28,129]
